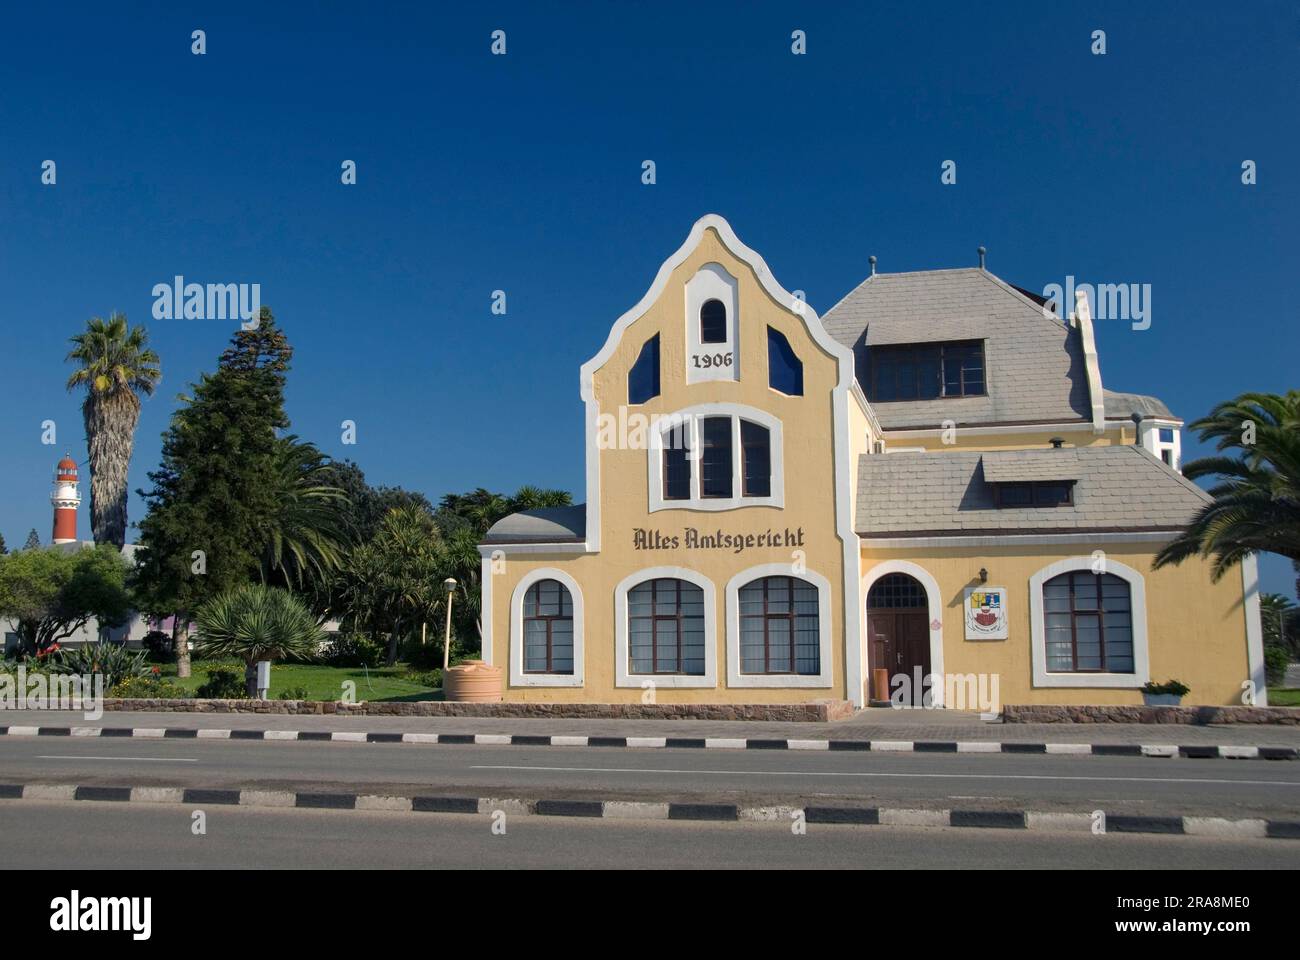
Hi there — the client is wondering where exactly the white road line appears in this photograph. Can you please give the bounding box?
[468,763,1300,787]
[36,755,198,762]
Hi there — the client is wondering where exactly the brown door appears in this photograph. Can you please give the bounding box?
[869,611,931,675]
[866,572,933,705]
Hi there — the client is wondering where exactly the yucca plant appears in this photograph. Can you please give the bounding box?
[50,642,152,690]
[195,584,324,697]
[1155,391,1300,580]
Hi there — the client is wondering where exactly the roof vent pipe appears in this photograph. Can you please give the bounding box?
[869,255,877,276]
[977,246,987,269]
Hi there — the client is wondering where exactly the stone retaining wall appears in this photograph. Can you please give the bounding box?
[95,698,856,723]
[1002,704,1300,725]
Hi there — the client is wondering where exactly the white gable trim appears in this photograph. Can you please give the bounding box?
[1072,290,1107,435]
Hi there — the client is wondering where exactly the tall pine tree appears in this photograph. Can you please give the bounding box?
[134,309,291,677]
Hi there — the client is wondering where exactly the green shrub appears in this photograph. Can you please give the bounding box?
[1264,645,1290,687]
[277,685,311,701]
[141,630,175,662]
[195,667,248,699]
[318,632,383,668]
[405,668,442,689]
[1142,679,1190,697]
[110,675,188,699]
[50,642,152,690]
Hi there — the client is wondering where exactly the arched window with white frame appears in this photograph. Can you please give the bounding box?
[1029,558,1149,688]
[509,569,585,688]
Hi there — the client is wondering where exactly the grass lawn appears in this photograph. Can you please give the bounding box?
[160,661,442,702]
[1268,687,1300,707]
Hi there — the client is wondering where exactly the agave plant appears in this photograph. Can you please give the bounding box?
[50,642,152,690]
[195,584,325,697]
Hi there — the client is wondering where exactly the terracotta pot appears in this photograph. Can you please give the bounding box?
[443,660,503,702]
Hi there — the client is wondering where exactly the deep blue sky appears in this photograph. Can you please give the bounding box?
[1,2,1295,593]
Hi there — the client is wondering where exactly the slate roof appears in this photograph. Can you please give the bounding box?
[1102,389,1177,421]
[482,505,586,544]
[821,268,1094,429]
[855,445,1210,536]
[979,449,1084,483]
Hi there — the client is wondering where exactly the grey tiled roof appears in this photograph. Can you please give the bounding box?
[483,506,586,543]
[979,449,1084,483]
[821,268,1093,429]
[855,445,1211,536]
[1103,389,1176,421]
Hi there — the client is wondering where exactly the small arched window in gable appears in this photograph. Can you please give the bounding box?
[628,334,660,404]
[767,327,803,395]
[700,299,728,344]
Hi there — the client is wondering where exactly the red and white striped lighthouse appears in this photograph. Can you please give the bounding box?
[51,454,81,545]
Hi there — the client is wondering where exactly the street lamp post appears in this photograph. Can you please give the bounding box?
[442,577,458,672]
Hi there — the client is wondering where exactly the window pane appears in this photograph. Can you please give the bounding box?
[767,326,804,396]
[700,416,733,498]
[628,334,660,405]
[741,420,771,497]
[700,299,727,343]
[663,437,691,500]
[999,483,1032,506]
[654,619,680,672]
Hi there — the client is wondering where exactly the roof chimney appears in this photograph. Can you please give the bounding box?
[977,246,987,269]
[1049,437,1064,449]
[869,255,877,277]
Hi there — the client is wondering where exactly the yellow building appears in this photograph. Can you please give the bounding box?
[479,215,1266,709]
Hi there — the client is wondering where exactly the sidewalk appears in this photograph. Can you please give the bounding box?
[8,707,1300,747]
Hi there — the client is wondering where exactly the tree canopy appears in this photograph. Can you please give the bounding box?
[0,545,131,655]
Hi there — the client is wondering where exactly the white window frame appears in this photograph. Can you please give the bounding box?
[615,566,717,689]
[725,563,833,688]
[509,568,584,688]
[647,403,784,513]
[1029,557,1149,688]
[685,263,739,385]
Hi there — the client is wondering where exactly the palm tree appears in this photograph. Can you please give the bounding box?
[1154,391,1300,580]
[336,505,444,665]
[65,313,161,548]
[195,584,325,697]
[260,436,350,597]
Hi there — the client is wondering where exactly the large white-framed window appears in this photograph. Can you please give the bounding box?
[647,403,784,513]
[1029,557,1149,688]
[615,566,717,689]
[725,563,833,689]
[509,568,585,688]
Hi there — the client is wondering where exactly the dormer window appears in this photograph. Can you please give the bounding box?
[993,481,1074,508]
[868,340,986,402]
[700,300,727,344]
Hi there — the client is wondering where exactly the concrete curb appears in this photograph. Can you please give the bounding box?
[1,724,1294,760]
[1,780,1296,839]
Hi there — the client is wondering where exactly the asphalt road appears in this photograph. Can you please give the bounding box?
[2,801,1294,869]
[3,735,1299,818]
